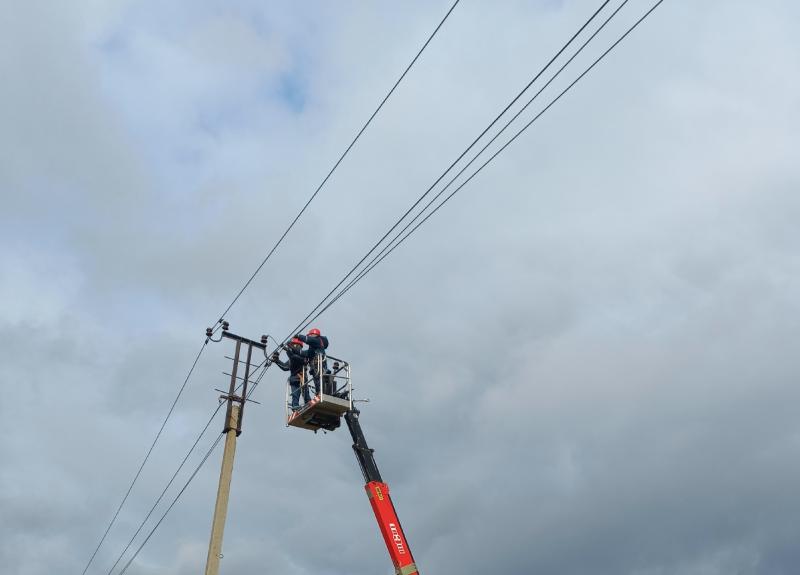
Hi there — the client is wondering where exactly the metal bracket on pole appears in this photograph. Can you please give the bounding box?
[212,323,268,437]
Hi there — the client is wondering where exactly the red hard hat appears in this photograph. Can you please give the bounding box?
[290,337,303,346]
[307,328,321,337]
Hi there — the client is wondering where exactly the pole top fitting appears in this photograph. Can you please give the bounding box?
[222,321,230,331]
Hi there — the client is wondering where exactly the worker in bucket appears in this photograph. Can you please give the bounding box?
[295,328,329,395]
[271,337,311,410]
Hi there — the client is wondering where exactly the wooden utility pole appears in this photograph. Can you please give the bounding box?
[204,404,240,575]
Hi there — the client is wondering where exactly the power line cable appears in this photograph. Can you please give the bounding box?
[80,339,210,575]
[117,432,225,575]
[282,0,614,341]
[353,0,668,290]
[212,0,462,328]
[82,5,460,567]
[103,344,274,573]
[313,0,668,324]
[104,402,225,575]
[90,3,667,570]
[307,0,646,323]
[290,0,668,332]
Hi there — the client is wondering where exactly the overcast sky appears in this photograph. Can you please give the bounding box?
[2,1,799,574]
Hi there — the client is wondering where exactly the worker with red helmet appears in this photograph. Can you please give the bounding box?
[271,337,312,410]
[295,328,329,395]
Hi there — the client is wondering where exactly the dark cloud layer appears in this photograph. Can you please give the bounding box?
[2,1,799,574]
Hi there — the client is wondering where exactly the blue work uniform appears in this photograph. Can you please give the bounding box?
[296,334,329,393]
[273,346,312,408]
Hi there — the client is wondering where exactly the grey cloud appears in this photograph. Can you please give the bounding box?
[2,1,800,574]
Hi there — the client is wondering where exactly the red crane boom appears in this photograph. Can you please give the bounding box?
[345,409,419,575]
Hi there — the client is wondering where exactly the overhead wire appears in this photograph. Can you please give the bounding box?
[93,1,669,570]
[357,0,668,286]
[281,0,616,341]
[104,348,271,574]
[80,339,210,575]
[305,0,658,325]
[108,357,270,574]
[117,432,225,575]
[82,4,460,571]
[316,0,667,325]
[105,403,226,575]
[211,0,463,329]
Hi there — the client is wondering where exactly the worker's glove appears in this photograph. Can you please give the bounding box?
[271,352,280,361]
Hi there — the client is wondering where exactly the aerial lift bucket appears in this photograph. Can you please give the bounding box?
[286,354,352,432]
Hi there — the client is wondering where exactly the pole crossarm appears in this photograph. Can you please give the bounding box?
[221,329,267,350]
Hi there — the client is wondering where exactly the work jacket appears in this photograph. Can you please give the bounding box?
[274,347,309,377]
[297,334,329,356]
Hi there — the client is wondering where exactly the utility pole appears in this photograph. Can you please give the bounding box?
[204,322,268,575]
[205,404,240,575]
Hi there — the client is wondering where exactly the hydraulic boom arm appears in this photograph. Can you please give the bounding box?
[344,409,419,575]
